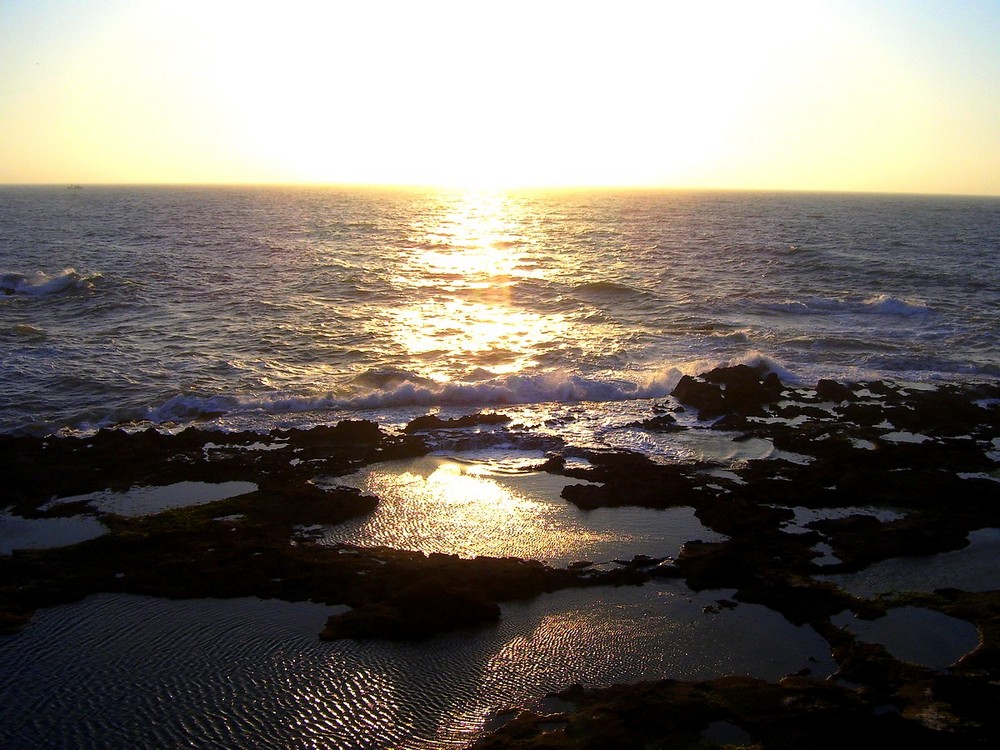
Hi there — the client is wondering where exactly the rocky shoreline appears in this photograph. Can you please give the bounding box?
[2,366,999,747]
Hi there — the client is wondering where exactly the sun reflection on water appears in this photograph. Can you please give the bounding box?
[327,457,607,563]
[392,190,560,380]
[392,300,562,377]
[324,455,725,566]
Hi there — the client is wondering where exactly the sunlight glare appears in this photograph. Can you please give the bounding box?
[350,459,599,561]
[390,190,560,379]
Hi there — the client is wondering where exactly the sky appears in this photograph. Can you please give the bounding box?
[1,0,999,195]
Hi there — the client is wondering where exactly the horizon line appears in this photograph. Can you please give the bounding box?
[2,181,999,200]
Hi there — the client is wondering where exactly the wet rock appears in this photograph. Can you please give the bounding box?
[299,419,384,444]
[629,413,686,432]
[673,366,783,419]
[404,412,511,433]
[560,462,697,510]
[474,673,975,749]
[671,375,726,419]
[817,379,854,403]
[695,498,794,535]
[838,401,892,427]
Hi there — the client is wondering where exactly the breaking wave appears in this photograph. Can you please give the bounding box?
[766,294,931,316]
[0,268,100,296]
[146,370,685,423]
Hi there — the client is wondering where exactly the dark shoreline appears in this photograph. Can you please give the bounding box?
[2,366,999,747]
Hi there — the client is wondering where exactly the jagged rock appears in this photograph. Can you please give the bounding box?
[673,366,783,418]
[630,413,686,432]
[404,412,511,433]
[817,379,853,402]
[671,375,726,419]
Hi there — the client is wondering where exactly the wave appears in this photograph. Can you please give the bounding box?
[766,294,931,317]
[861,294,932,316]
[0,268,99,296]
[339,370,684,411]
[58,368,690,433]
[43,355,814,434]
[573,281,645,297]
[129,357,802,430]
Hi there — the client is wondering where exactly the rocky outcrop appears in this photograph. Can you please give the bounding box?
[404,412,511,433]
[671,365,783,419]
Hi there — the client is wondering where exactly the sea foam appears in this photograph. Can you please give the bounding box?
[767,295,931,316]
[0,268,99,296]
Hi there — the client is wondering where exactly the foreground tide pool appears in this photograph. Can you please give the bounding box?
[2,361,998,747]
[0,585,836,750]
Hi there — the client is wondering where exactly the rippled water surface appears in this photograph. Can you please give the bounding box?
[0,587,835,750]
[322,456,724,565]
[3,187,999,435]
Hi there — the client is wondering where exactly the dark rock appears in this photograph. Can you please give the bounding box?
[817,379,853,403]
[838,402,889,426]
[474,673,980,749]
[629,413,686,432]
[762,371,784,400]
[560,461,697,511]
[671,375,726,419]
[673,366,783,418]
[702,364,762,388]
[404,412,511,433]
[313,419,384,444]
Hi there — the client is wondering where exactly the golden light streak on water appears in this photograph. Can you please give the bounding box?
[390,190,562,380]
[391,300,563,378]
[340,458,607,562]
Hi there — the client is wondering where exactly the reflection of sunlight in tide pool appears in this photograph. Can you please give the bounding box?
[326,458,605,563]
[322,456,724,565]
[1,584,835,750]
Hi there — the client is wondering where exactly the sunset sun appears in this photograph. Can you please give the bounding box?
[4,1,996,194]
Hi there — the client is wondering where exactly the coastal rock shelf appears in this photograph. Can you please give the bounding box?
[2,367,999,747]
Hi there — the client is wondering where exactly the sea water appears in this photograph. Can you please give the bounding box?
[2,186,999,437]
[2,186,998,747]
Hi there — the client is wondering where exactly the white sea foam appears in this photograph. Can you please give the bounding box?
[0,268,98,296]
[766,294,931,317]
[142,369,687,426]
[862,294,932,316]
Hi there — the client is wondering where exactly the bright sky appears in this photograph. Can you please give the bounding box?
[2,0,999,195]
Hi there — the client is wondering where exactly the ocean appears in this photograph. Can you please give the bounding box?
[3,186,999,438]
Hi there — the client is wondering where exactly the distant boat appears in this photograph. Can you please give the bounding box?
[67,184,83,190]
